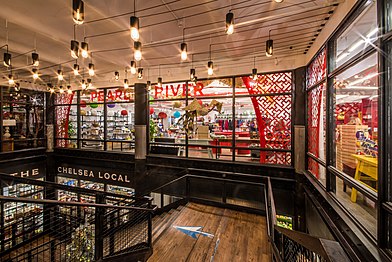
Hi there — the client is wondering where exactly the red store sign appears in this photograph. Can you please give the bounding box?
[90,89,134,102]
[153,82,205,99]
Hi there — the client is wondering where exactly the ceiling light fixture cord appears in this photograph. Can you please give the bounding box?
[134,0,136,16]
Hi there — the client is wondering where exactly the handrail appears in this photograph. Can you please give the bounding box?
[0,172,143,201]
[0,195,155,212]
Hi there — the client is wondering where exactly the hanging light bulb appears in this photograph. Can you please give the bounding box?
[50,87,55,93]
[72,0,85,25]
[180,43,187,61]
[58,69,64,81]
[190,68,196,81]
[266,30,273,57]
[252,68,257,80]
[124,79,129,89]
[73,63,79,75]
[67,85,73,94]
[59,86,65,94]
[81,79,87,90]
[8,74,14,85]
[274,0,284,3]
[134,41,142,61]
[138,68,143,79]
[32,52,39,66]
[32,68,39,80]
[130,16,140,41]
[157,77,162,87]
[3,52,11,67]
[87,78,93,88]
[130,61,137,74]
[207,61,214,76]
[114,71,120,81]
[71,40,79,59]
[88,63,95,76]
[81,42,89,58]
[226,11,234,35]
[147,80,151,89]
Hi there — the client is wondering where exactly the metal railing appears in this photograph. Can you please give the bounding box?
[265,177,351,262]
[0,173,154,262]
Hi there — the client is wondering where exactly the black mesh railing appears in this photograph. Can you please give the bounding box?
[0,173,154,262]
[265,177,350,262]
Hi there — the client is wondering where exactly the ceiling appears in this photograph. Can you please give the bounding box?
[0,0,341,91]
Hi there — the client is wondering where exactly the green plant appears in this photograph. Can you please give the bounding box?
[149,118,158,141]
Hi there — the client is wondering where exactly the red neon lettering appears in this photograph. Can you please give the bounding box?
[98,90,104,102]
[90,91,97,101]
[193,83,204,96]
[107,90,114,101]
[154,86,163,99]
[115,90,122,100]
[124,90,130,100]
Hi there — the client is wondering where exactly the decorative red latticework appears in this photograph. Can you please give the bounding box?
[242,72,292,165]
[55,93,74,148]
[307,85,324,177]
[335,103,361,119]
[306,48,326,88]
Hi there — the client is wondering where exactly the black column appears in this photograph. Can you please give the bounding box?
[134,83,147,195]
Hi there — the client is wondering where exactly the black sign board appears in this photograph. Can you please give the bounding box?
[0,160,46,179]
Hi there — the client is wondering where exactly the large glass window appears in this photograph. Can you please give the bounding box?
[333,1,377,70]
[148,75,293,165]
[54,88,135,152]
[1,88,45,152]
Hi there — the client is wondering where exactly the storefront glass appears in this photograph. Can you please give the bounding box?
[333,1,377,70]
[333,53,378,185]
[1,89,45,152]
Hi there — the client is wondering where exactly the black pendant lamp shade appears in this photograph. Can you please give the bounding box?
[8,74,14,85]
[147,80,151,89]
[157,77,162,87]
[252,68,257,80]
[226,11,234,35]
[3,52,11,67]
[138,68,143,79]
[207,61,214,76]
[72,0,85,25]
[130,16,140,41]
[81,42,89,58]
[88,63,95,76]
[134,41,142,61]
[32,52,39,66]
[190,68,196,80]
[266,39,273,57]
[71,40,79,59]
[124,79,129,89]
[180,42,187,61]
[130,61,137,74]
[114,71,119,81]
[73,63,79,75]
[58,69,64,81]
[32,68,39,79]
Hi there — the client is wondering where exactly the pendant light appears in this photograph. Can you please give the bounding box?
[190,68,196,81]
[81,41,89,58]
[134,41,142,61]
[3,50,11,67]
[274,0,284,2]
[124,79,129,89]
[266,30,273,57]
[8,74,14,85]
[225,11,234,35]
[67,85,73,94]
[58,69,64,81]
[130,61,137,74]
[207,44,213,76]
[193,76,198,84]
[32,68,39,80]
[138,68,143,79]
[251,56,257,80]
[88,63,95,76]
[114,71,120,81]
[72,0,85,25]
[73,63,79,75]
[124,68,129,89]
[87,78,93,88]
[71,40,79,59]
[32,52,39,66]
[147,80,151,89]
[59,86,65,94]
[81,79,87,90]
[157,65,162,87]
[130,0,140,41]
[50,87,55,94]
[180,28,187,61]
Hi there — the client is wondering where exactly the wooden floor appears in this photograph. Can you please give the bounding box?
[148,203,270,262]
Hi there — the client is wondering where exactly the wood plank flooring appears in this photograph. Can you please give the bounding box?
[148,203,270,262]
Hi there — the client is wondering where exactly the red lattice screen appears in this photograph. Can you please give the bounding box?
[307,85,324,177]
[242,72,292,165]
[306,48,326,88]
[55,93,74,148]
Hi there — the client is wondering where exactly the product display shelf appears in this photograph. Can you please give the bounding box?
[81,113,104,149]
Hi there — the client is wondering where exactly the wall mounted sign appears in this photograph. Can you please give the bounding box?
[90,89,134,103]
[151,82,205,99]
[57,165,131,185]
[0,160,46,179]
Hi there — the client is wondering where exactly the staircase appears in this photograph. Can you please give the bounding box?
[151,205,184,245]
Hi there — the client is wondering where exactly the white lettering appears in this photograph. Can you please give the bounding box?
[32,169,39,176]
